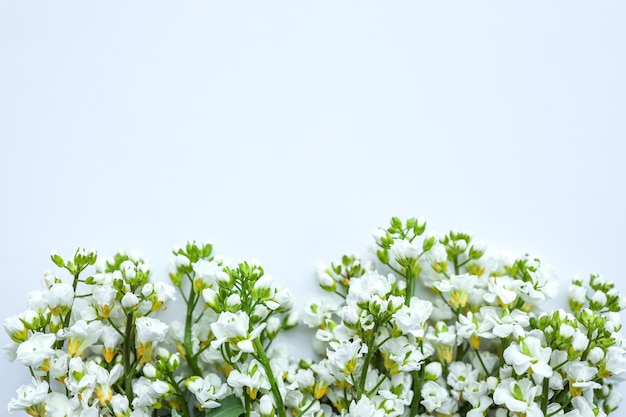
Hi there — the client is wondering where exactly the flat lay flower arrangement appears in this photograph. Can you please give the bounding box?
[5,217,626,417]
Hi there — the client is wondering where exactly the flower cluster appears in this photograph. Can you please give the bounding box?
[5,217,626,417]
[5,249,176,417]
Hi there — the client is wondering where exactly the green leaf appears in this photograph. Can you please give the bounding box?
[205,395,245,417]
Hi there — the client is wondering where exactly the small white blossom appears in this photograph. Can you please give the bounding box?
[393,297,432,338]
[135,317,168,345]
[493,378,542,417]
[187,373,229,409]
[420,381,450,413]
[7,379,49,415]
[121,292,139,310]
[503,336,553,378]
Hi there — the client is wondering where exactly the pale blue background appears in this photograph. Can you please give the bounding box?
[1,1,625,412]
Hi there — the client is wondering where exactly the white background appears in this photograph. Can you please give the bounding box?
[1,1,625,413]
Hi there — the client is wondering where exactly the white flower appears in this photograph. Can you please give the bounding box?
[4,314,28,343]
[390,239,420,263]
[101,325,123,363]
[591,290,608,307]
[429,297,455,322]
[327,339,368,376]
[447,361,478,392]
[484,276,523,306]
[193,259,221,285]
[110,394,130,416]
[143,363,157,378]
[317,270,336,291]
[493,378,542,417]
[202,287,219,307]
[569,284,587,306]
[344,396,385,417]
[16,332,56,368]
[605,389,622,413]
[43,392,72,417]
[291,368,315,390]
[121,260,138,279]
[503,336,553,378]
[132,377,170,408]
[339,306,359,325]
[186,373,229,409]
[227,360,270,397]
[603,346,626,383]
[89,362,124,407]
[303,297,337,329]
[211,311,248,341]
[571,329,589,352]
[259,394,274,417]
[226,293,242,308]
[66,357,95,402]
[142,281,176,309]
[135,317,168,363]
[426,322,458,364]
[479,307,528,339]
[380,336,425,373]
[587,347,604,364]
[466,395,493,417]
[271,288,294,310]
[67,320,102,357]
[425,242,447,264]
[393,297,432,338]
[48,352,70,380]
[424,362,442,380]
[264,317,280,338]
[434,273,477,297]
[28,290,48,314]
[420,380,450,413]
[210,311,265,354]
[571,396,598,417]
[563,361,601,391]
[346,271,393,307]
[121,292,139,310]
[520,266,559,304]
[174,253,191,268]
[135,317,168,345]
[46,283,74,315]
[7,379,49,415]
[216,270,230,283]
[92,285,117,317]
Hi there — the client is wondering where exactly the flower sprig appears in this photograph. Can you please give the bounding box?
[5,216,626,417]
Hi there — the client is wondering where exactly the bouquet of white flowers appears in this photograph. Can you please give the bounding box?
[5,216,626,417]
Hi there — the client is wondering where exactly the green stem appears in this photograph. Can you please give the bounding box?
[244,393,251,417]
[357,324,379,398]
[184,286,202,376]
[411,368,425,416]
[57,267,84,350]
[474,348,489,375]
[404,267,414,304]
[547,395,572,417]
[366,372,390,397]
[253,338,286,417]
[357,344,375,398]
[167,372,190,417]
[294,400,316,417]
[541,377,549,415]
[124,312,136,401]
